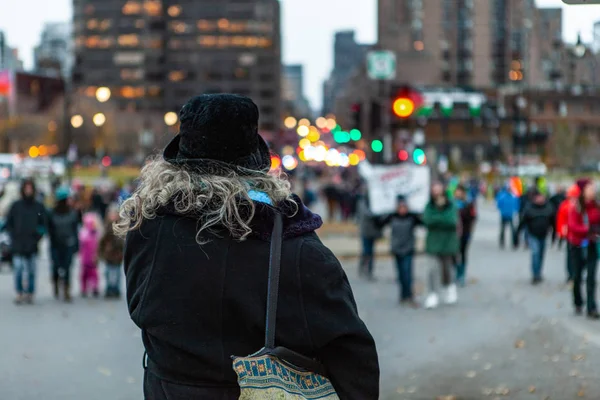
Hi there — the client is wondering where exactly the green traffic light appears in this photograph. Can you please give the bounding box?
[350,129,362,141]
[413,148,426,164]
[371,140,383,153]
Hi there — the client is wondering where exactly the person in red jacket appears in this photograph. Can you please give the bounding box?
[557,184,581,282]
[568,179,600,319]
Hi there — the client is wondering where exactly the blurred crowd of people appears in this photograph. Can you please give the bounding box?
[495,177,600,319]
[356,176,481,309]
[2,177,135,305]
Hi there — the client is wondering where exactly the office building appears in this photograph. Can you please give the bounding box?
[282,64,312,118]
[321,31,369,115]
[0,31,25,71]
[72,0,281,133]
[34,23,73,78]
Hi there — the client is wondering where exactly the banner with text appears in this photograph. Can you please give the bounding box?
[358,161,431,215]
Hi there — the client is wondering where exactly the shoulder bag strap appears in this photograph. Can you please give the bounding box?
[264,212,283,350]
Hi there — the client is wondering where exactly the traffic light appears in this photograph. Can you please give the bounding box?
[392,97,415,118]
[397,149,409,162]
[371,140,383,153]
[413,148,426,165]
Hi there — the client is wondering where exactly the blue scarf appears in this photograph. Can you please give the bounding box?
[248,190,273,205]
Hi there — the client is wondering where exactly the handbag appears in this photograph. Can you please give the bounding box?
[232,213,340,399]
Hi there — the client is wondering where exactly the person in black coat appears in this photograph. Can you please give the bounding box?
[5,179,47,304]
[116,94,379,400]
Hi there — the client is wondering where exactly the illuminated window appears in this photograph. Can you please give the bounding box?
[231,36,246,46]
[99,19,112,31]
[114,51,145,65]
[87,19,98,29]
[148,38,163,48]
[198,36,217,47]
[144,0,162,16]
[148,86,162,97]
[121,69,144,80]
[85,36,101,48]
[168,71,186,82]
[169,21,189,33]
[122,1,142,15]
[85,86,98,97]
[167,5,181,17]
[245,37,259,47]
[198,20,216,31]
[118,34,140,47]
[98,37,114,48]
[218,36,230,47]
[257,38,272,48]
[120,86,145,98]
[218,18,230,30]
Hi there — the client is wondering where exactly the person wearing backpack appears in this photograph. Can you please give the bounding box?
[48,187,80,302]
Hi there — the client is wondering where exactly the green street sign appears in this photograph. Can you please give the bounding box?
[367,51,396,80]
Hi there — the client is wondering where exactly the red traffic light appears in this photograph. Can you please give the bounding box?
[392,97,415,118]
[398,149,409,161]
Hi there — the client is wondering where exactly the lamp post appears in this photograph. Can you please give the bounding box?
[93,112,106,159]
[572,33,598,88]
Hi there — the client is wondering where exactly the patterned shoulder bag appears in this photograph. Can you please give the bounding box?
[232,213,340,399]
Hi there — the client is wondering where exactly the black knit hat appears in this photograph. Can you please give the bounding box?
[163,94,271,174]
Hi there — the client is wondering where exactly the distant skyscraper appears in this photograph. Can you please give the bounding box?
[72,0,281,133]
[0,31,24,71]
[593,21,600,53]
[282,64,312,117]
[34,23,73,79]
[321,31,369,115]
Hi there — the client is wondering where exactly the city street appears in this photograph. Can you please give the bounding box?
[2,202,600,399]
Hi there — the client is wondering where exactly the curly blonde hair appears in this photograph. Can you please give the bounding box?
[114,156,295,242]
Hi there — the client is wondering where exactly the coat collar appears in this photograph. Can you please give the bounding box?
[158,194,323,241]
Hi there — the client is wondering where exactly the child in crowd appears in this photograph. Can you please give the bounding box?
[79,213,100,297]
[99,208,124,299]
[381,195,422,306]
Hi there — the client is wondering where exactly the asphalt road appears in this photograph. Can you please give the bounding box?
[1,202,600,400]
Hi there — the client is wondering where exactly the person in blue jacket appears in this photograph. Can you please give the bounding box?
[496,184,519,249]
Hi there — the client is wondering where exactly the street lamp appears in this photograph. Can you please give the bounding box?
[164,111,178,126]
[70,114,83,128]
[93,112,106,127]
[95,87,111,103]
[574,34,586,59]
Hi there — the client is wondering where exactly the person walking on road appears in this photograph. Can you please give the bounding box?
[116,94,379,399]
[568,179,600,319]
[381,195,422,306]
[48,187,80,302]
[5,179,47,305]
[454,185,477,286]
[517,190,554,285]
[423,182,460,309]
[496,184,519,249]
[99,207,124,299]
[79,213,100,297]
[557,184,581,282]
[549,185,567,247]
[357,191,383,281]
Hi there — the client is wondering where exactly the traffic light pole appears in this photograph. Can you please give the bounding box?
[379,80,392,164]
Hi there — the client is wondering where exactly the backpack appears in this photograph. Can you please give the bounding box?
[52,212,77,248]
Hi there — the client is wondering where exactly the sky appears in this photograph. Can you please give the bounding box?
[0,0,599,111]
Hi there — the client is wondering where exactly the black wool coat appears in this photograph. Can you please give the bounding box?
[124,196,380,400]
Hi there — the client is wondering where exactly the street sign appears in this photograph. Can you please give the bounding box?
[367,51,396,80]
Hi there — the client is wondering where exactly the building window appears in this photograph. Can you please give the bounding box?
[118,34,140,47]
[167,5,182,17]
[218,18,230,30]
[121,68,144,80]
[169,21,189,33]
[146,38,163,48]
[144,0,162,16]
[99,19,112,31]
[85,36,100,48]
[84,86,98,97]
[114,51,145,65]
[148,86,162,97]
[169,71,186,82]
[122,1,142,15]
[87,19,98,30]
[198,20,217,31]
[120,86,145,98]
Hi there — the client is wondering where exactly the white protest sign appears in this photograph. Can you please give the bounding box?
[358,161,431,215]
